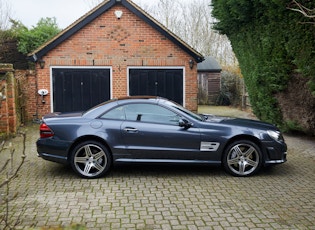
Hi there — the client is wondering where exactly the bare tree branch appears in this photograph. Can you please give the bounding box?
[0,131,27,229]
[0,0,12,30]
[287,0,315,19]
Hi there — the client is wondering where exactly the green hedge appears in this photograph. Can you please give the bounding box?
[212,0,315,127]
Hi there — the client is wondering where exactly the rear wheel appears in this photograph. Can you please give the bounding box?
[223,140,262,177]
[70,141,112,179]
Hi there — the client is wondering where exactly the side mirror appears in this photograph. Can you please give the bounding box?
[179,119,193,128]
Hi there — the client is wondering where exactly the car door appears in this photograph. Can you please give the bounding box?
[120,103,201,160]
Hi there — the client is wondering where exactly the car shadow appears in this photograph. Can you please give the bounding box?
[42,162,77,179]
[110,163,226,178]
[39,162,227,180]
[42,162,290,180]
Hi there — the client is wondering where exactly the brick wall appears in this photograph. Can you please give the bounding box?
[35,4,198,118]
[0,65,36,135]
[0,64,17,135]
[15,70,37,122]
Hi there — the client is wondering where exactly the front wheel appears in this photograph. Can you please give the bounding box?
[223,140,263,177]
[70,141,112,179]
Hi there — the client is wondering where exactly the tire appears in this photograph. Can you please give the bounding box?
[223,140,263,177]
[70,141,112,179]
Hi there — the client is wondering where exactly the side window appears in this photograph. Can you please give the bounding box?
[100,106,125,120]
[124,103,180,125]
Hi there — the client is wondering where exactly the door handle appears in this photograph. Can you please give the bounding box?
[123,127,138,133]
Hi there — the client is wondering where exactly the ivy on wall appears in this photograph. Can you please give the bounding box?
[212,0,315,127]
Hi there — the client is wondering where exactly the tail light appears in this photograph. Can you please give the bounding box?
[40,123,54,138]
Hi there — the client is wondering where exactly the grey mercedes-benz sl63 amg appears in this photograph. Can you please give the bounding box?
[36,96,287,179]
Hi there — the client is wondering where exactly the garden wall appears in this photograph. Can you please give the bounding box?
[0,64,36,136]
[0,64,17,135]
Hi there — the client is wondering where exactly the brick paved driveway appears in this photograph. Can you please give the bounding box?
[1,122,314,230]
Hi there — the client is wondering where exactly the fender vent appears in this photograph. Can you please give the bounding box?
[200,142,220,151]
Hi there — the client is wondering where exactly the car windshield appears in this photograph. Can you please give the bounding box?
[164,101,204,121]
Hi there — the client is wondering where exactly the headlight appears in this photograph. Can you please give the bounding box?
[267,130,283,141]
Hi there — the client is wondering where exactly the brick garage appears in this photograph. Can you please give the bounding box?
[28,0,203,117]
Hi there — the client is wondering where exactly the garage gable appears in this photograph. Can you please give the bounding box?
[28,0,203,63]
[26,0,204,117]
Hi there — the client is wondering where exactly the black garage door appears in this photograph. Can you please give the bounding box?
[129,69,183,105]
[52,68,110,112]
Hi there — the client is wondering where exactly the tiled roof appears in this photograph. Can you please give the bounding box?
[197,56,222,72]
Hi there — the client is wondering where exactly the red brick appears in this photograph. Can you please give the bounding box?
[33,4,198,118]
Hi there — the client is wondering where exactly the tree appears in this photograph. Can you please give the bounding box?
[287,0,315,24]
[12,17,61,55]
[83,0,102,9]
[0,132,26,229]
[0,0,11,30]
[212,0,315,134]
[142,0,237,67]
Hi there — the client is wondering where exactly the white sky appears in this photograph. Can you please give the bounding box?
[9,0,153,29]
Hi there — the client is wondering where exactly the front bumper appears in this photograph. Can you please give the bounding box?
[262,140,287,165]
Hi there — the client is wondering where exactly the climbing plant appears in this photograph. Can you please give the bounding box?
[212,0,315,128]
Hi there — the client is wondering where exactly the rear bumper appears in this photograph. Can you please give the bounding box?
[37,152,68,164]
[36,138,71,164]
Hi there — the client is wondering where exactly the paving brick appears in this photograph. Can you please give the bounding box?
[0,124,314,229]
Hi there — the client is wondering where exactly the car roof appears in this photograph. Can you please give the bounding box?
[115,96,169,104]
[116,95,158,100]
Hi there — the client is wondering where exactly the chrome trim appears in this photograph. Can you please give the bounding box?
[200,142,220,151]
[265,159,286,164]
[115,158,221,164]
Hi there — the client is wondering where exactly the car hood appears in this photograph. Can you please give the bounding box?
[204,114,276,130]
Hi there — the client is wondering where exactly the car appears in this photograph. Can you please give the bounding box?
[36,96,287,178]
